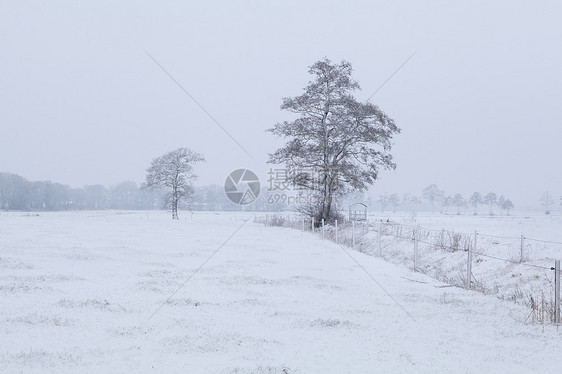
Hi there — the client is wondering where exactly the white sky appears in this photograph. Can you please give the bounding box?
[1,1,561,209]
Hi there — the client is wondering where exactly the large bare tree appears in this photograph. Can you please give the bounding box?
[144,147,204,219]
[268,58,400,224]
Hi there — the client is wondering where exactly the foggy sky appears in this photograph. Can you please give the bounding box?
[1,1,561,209]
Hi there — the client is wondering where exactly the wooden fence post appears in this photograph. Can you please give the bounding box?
[378,222,382,257]
[322,219,325,239]
[335,220,338,244]
[467,231,475,290]
[554,260,560,324]
[413,227,418,271]
[520,234,525,262]
[352,220,356,250]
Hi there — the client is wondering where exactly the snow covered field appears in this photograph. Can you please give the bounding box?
[2,210,562,373]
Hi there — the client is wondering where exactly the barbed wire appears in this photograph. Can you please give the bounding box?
[477,232,522,240]
[472,251,552,271]
[524,237,562,246]
[368,226,553,271]
[377,219,561,245]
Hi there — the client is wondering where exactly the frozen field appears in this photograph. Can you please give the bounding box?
[2,210,562,373]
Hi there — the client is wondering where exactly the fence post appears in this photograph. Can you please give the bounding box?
[335,219,338,244]
[467,231,475,290]
[520,234,525,262]
[311,217,314,233]
[378,222,382,257]
[413,226,418,271]
[554,260,560,324]
[302,218,305,231]
[322,219,325,239]
[352,220,356,250]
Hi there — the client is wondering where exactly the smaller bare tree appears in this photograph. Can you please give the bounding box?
[403,193,421,213]
[452,193,466,215]
[378,194,389,213]
[423,184,444,214]
[540,191,554,214]
[442,195,453,215]
[498,195,506,215]
[469,192,482,215]
[144,148,204,219]
[388,194,400,213]
[483,192,497,215]
[502,199,514,215]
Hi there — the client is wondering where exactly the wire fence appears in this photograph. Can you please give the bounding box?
[255,214,562,324]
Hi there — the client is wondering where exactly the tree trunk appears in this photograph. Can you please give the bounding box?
[319,171,335,224]
[172,187,179,220]
[323,192,333,222]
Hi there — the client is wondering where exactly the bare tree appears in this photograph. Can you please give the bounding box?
[388,193,400,213]
[502,198,514,215]
[378,193,389,213]
[403,193,421,213]
[468,192,482,215]
[483,192,498,215]
[422,184,444,213]
[540,191,554,214]
[498,195,506,215]
[267,58,400,224]
[452,193,467,215]
[441,195,453,215]
[144,148,204,219]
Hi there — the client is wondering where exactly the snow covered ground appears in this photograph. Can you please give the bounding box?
[2,210,562,373]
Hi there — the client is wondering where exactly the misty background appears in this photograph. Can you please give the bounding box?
[1,1,561,210]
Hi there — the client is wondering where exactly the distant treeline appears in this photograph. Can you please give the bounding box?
[0,173,165,211]
[6,172,521,214]
[0,172,285,212]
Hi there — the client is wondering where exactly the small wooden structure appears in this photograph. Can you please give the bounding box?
[349,203,367,221]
